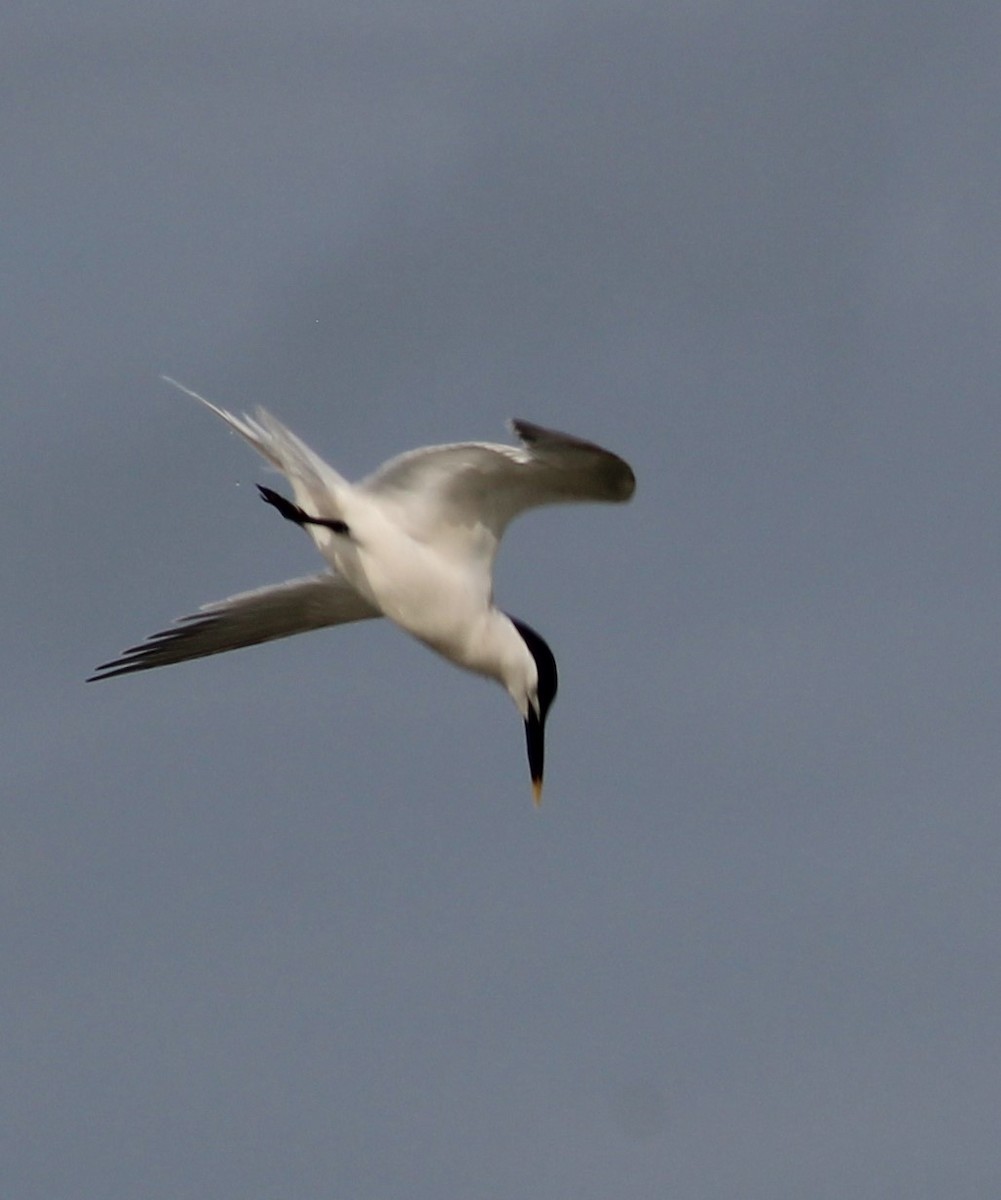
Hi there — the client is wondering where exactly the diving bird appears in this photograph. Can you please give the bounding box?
[89,379,636,802]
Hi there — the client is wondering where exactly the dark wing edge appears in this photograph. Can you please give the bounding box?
[509,418,636,503]
[88,573,379,681]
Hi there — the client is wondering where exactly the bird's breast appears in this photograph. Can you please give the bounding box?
[352,532,491,662]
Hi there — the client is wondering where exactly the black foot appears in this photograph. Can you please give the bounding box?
[258,485,308,525]
[257,485,350,536]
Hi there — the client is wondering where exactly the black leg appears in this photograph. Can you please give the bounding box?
[258,485,309,525]
[257,485,350,536]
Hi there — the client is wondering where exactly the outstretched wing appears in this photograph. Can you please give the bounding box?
[358,419,635,569]
[89,573,379,680]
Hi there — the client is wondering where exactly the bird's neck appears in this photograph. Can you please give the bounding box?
[477,610,536,714]
[424,607,528,699]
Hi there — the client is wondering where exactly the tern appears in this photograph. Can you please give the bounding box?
[90,379,636,802]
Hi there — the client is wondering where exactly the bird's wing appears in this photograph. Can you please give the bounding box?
[359,419,635,567]
[161,377,348,531]
[89,573,379,680]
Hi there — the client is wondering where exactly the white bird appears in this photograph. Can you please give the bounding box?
[90,379,636,803]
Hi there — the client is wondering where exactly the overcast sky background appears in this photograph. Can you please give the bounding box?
[5,3,1001,1196]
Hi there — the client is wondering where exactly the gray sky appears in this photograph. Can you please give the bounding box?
[5,3,1001,1196]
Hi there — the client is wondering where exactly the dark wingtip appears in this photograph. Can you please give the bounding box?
[509,419,635,501]
[86,661,135,682]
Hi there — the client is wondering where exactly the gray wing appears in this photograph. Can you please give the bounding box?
[359,419,635,570]
[507,420,636,504]
[89,573,379,680]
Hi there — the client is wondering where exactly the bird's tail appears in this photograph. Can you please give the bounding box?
[160,376,349,524]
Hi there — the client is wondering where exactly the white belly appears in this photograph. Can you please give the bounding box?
[322,519,492,670]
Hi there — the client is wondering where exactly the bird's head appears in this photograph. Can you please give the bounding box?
[506,617,559,805]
